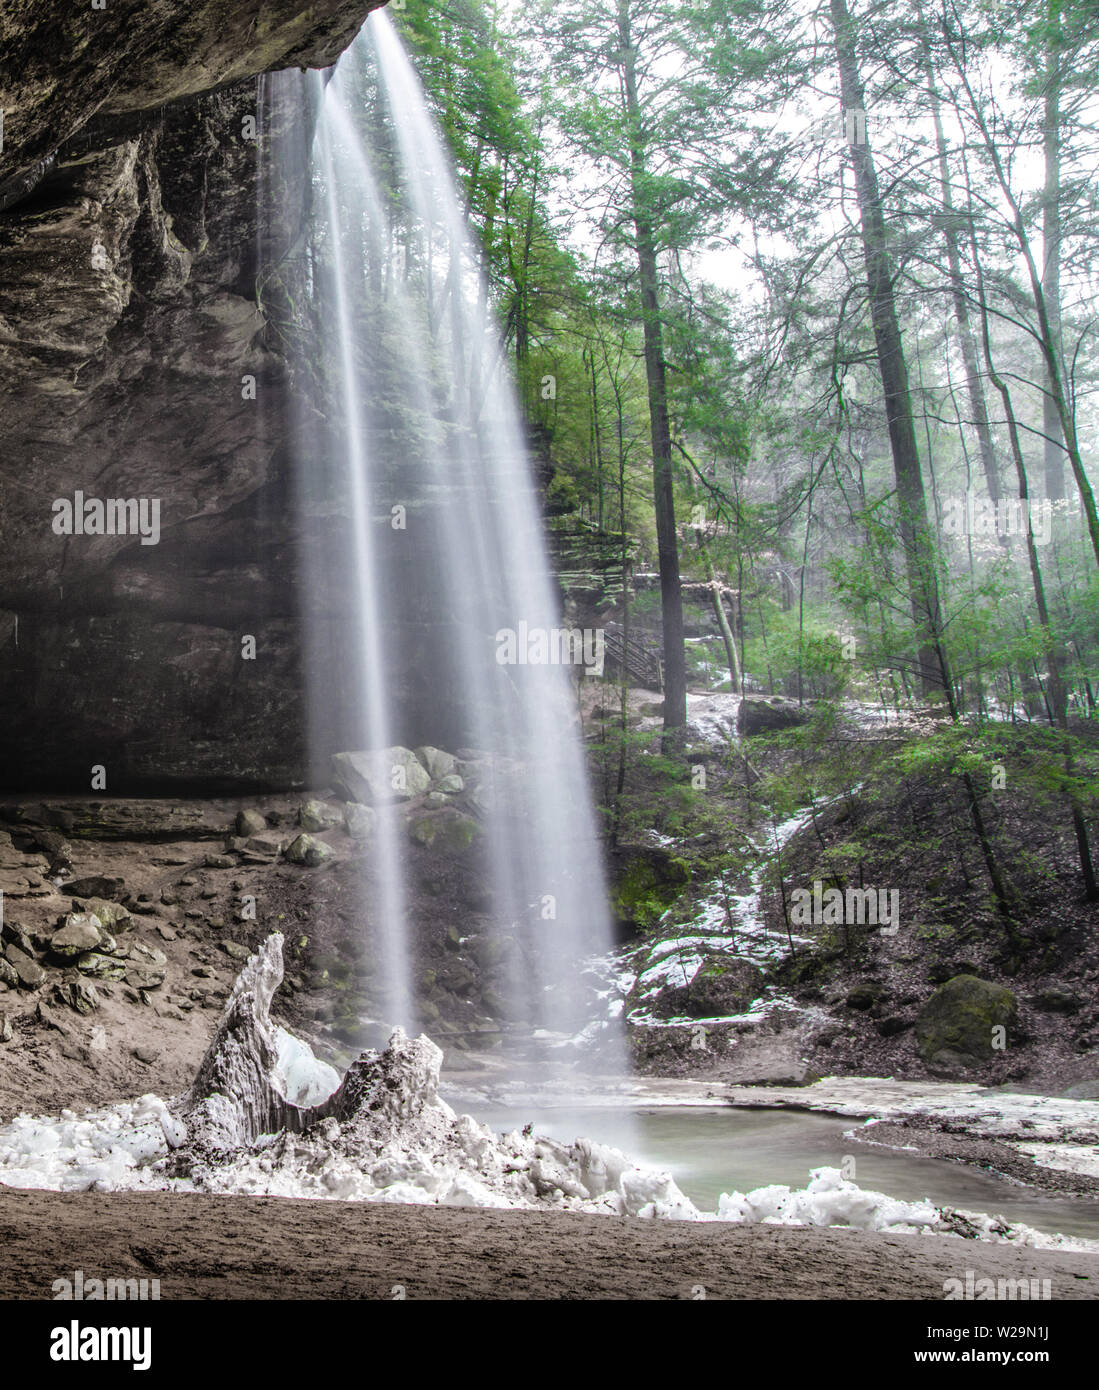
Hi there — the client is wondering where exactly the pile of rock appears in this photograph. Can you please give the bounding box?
[225,745,486,874]
[0,899,170,1038]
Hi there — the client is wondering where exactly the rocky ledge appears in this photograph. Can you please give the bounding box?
[0,0,384,790]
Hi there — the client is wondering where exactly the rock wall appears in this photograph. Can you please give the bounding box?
[0,0,385,791]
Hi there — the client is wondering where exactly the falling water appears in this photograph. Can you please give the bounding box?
[262,13,624,1060]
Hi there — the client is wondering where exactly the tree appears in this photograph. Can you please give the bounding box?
[828,0,951,697]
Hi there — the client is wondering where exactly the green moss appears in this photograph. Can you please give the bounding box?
[614,852,691,928]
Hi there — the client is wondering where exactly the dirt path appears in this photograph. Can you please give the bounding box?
[1,1188,1097,1300]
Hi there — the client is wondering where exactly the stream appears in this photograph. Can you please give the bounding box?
[467,1102,1099,1240]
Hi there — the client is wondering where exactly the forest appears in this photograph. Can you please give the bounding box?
[347,0,1099,945]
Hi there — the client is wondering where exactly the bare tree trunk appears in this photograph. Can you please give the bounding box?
[830,0,949,697]
[617,0,687,746]
[972,245,1098,901]
[943,20,1099,567]
[694,527,741,693]
[1042,0,1066,501]
[918,23,1002,504]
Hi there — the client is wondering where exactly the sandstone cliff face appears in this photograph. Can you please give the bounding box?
[0,0,385,790]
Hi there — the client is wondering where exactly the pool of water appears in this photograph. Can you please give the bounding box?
[467,1103,1099,1241]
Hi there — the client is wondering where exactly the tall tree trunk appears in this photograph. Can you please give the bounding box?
[1042,0,1066,501]
[694,526,741,694]
[587,346,605,531]
[617,0,688,745]
[943,22,1099,568]
[829,0,948,698]
[918,24,1002,505]
[972,244,1098,901]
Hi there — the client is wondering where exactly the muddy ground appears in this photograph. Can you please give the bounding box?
[0,1185,1096,1300]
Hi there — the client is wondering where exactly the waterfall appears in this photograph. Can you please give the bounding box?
[261,13,623,1057]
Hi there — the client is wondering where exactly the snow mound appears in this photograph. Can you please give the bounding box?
[715,1165,939,1231]
[0,934,696,1218]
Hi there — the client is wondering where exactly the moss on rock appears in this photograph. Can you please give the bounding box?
[915,974,1017,1072]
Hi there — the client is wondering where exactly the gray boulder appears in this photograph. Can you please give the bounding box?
[58,980,100,1015]
[343,802,376,840]
[414,746,457,779]
[77,897,132,933]
[736,696,812,737]
[75,952,127,981]
[65,875,126,901]
[915,975,1017,1072]
[332,748,431,804]
[299,799,343,832]
[235,809,268,837]
[286,834,335,868]
[4,944,45,989]
[653,957,764,1020]
[50,912,108,959]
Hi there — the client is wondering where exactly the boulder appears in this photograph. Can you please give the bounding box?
[126,966,166,991]
[75,953,127,981]
[77,898,132,933]
[239,834,284,864]
[50,913,108,958]
[66,875,126,901]
[58,980,100,1015]
[846,982,885,1011]
[408,812,479,853]
[1,922,37,957]
[332,748,431,804]
[736,696,812,737]
[299,799,343,832]
[343,803,376,840]
[285,834,335,868]
[653,957,764,1020]
[130,942,168,966]
[0,1014,11,1042]
[436,774,465,795]
[414,746,457,780]
[4,944,45,988]
[915,975,1017,1071]
[235,810,268,837]
[1032,988,1081,1015]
